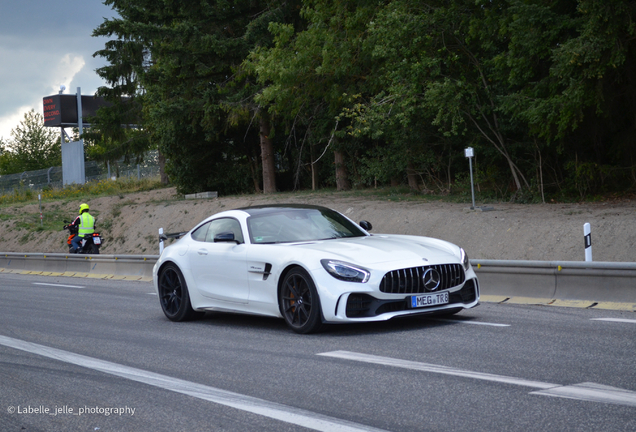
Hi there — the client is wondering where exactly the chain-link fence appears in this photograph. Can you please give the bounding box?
[0,151,161,193]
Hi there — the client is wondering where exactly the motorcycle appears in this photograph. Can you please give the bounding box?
[63,220,103,254]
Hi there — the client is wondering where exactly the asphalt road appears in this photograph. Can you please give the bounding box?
[0,273,634,432]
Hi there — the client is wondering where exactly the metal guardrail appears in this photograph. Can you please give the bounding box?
[0,253,634,305]
[0,252,158,280]
[473,259,636,304]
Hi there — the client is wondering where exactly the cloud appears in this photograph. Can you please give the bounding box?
[0,51,89,141]
[51,54,86,94]
[0,106,32,142]
[0,0,118,141]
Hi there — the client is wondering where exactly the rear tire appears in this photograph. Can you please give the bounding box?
[158,263,204,321]
[279,267,323,334]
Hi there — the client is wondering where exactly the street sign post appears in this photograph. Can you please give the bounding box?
[465,147,476,210]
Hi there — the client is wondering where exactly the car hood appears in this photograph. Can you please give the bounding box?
[289,234,460,266]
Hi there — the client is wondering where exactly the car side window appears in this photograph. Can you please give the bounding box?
[191,222,210,242]
[205,218,244,244]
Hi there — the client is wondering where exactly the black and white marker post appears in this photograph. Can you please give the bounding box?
[584,222,592,262]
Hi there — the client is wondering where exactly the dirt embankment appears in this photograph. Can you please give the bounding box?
[1,187,634,262]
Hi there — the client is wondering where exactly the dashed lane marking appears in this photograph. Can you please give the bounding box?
[591,318,636,324]
[318,350,636,408]
[431,318,510,327]
[32,282,85,289]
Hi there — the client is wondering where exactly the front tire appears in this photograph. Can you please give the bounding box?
[279,267,323,334]
[158,263,204,321]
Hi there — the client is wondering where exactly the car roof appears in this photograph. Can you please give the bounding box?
[235,204,332,216]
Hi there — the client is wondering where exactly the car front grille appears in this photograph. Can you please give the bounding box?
[345,278,478,318]
[379,264,465,294]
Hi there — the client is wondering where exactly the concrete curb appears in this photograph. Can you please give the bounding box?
[480,295,636,312]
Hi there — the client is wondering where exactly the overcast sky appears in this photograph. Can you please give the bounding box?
[0,0,118,141]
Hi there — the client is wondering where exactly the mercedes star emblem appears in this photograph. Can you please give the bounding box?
[422,268,441,291]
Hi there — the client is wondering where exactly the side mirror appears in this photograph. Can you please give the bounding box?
[359,220,373,231]
[214,231,238,243]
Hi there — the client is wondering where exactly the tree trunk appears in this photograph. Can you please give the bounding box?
[260,114,276,194]
[406,162,418,190]
[310,142,318,191]
[249,154,261,193]
[158,151,169,185]
[334,150,350,191]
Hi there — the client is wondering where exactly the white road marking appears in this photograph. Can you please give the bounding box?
[147,293,157,295]
[32,282,84,289]
[432,318,510,327]
[319,350,555,389]
[318,350,636,408]
[531,382,636,406]
[591,318,636,324]
[0,335,386,432]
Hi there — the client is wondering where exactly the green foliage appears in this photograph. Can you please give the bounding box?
[0,110,61,174]
[91,0,636,200]
[0,178,163,207]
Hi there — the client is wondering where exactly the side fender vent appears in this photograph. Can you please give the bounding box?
[263,263,272,280]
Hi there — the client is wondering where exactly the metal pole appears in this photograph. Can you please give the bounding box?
[584,223,592,262]
[469,157,476,210]
[76,87,86,184]
[38,194,43,227]
[137,164,140,180]
[59,87,64,150]
[107,161,111,179]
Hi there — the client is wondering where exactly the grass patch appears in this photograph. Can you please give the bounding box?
[0,177,164,207]
[14,208,72,232]
[0,177,166,236]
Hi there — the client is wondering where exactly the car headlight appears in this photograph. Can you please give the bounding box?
[460,248,470,271]
[321,259,370,283]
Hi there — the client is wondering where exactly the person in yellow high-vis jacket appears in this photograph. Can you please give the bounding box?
[70,203,95,252]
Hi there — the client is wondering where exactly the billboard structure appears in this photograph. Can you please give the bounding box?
[42,88,111,185]
[43,94,112,128]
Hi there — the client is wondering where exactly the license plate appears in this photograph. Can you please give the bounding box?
[93,237,101,245]
[411,292,449,308]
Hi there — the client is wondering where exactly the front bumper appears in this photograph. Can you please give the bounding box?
[321,277,479,323]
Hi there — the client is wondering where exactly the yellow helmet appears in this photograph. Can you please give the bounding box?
[79,203,89,214]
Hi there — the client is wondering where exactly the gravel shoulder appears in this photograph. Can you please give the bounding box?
[1,187,634,262]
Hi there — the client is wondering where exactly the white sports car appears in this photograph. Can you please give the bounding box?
[153,204,479,333]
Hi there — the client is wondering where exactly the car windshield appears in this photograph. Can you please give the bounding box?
[247,208,367,244]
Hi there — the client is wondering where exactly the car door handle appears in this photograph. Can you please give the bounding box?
[197,249,208,255]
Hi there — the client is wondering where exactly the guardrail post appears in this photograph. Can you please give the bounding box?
[584,223,592,262]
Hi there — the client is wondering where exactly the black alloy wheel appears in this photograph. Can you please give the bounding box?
[158,264,203,321]
[279,267,322,334]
